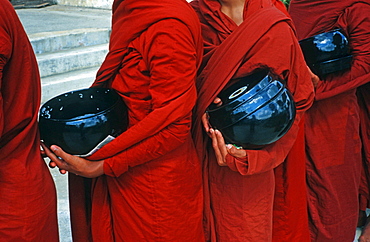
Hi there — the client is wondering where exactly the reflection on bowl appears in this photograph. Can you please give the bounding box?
[299,29,352,76]
[39,88,128,156]
[207,70,296,150]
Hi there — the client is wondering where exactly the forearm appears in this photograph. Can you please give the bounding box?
[103,118,192,177]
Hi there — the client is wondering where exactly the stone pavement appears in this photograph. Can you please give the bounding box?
[16,5,111,35]
[16,5,112,242]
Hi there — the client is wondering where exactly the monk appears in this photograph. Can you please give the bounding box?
[190,0,314,241]
[42,0,205,241]
[289,0,370,241]
[0,0,59,241]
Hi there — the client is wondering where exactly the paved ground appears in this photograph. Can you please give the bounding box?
[16,5,112,34]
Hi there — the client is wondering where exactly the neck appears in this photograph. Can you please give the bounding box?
[219,0,245,26]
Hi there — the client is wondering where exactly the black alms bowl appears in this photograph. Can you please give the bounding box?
[299,29,352,76]
[39,88,128,156]
[207,70,296,150]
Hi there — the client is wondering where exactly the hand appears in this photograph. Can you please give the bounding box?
[307,66,320,88]
[209,128,246,167]
[202,97,223,135]
[202,113,211,134]
[40,143,105,178]
[41,144,67,174]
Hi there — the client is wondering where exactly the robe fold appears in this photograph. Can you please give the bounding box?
[190,0,314,241]
[358,83,370,213]
[0,0,59,241]
[68,0,205,241]
[289,0,370,241]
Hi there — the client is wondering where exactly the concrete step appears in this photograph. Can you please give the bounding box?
[29,28,111,54]
[37,43,108,78]
[41,66,99,104]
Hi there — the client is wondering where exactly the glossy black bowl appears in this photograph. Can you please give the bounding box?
[207,70,296,150]
[299,29,352,76]
[39,88,128,156]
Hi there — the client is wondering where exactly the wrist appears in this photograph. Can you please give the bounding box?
[85,160,105,178]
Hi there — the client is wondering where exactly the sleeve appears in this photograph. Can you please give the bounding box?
[225,154,249,174]
[102,20,199,177]
[231,21,314,175]
[315,2,370,100]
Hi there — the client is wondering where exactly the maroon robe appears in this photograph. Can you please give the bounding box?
[289,0,370,241]
[358,83,370,216]
[0,0,59,240]
[191,0,314,241]
[68,0,205,241]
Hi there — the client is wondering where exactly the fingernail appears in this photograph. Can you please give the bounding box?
[51,145,58,152]
[226,144,233,149]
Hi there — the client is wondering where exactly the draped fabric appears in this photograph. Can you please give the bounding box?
[272,116,311,242]
[358,83,370,212]
[190,0,314,240]
[289,0,370,100]
[289,0,370,241]
[0,0,59,240]
[68,0,205,241]
[89,0,202,160]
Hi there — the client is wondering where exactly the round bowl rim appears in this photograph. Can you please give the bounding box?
[299,28,343,43]
[207,72,271,113]
[39,88,122,122]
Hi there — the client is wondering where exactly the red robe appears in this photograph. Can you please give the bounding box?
[289,0,370,241]
[190,0,314,241]
[0,0,59,241]
[268,2,311,241]
[68,0,205,241]
[358,83,370,213]
[271,0,289,16]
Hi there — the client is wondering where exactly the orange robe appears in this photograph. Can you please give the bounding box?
[289,0,370,241]
[0,0,59,241]
[68,0,205,241]
[190,0,314,241]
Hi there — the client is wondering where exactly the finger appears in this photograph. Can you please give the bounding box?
[40,144,48,158]
[213,97,223,107]
[214,130,228,157]
[210,129,222,161]
[50,145,89,177]
[228,146,247,158]
[49,145,81,171]
[59,168,67,175]
[50,145,73,161]
[49,161,57,168]
[211,129,227,166]
[41,143,68,170]
[202,113,211,133]
[214,130,229,166]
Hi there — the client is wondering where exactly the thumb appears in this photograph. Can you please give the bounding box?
[227,145,239,156]
[227,144,247,158]
[50,145,71,160]
[41,143,67,169]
